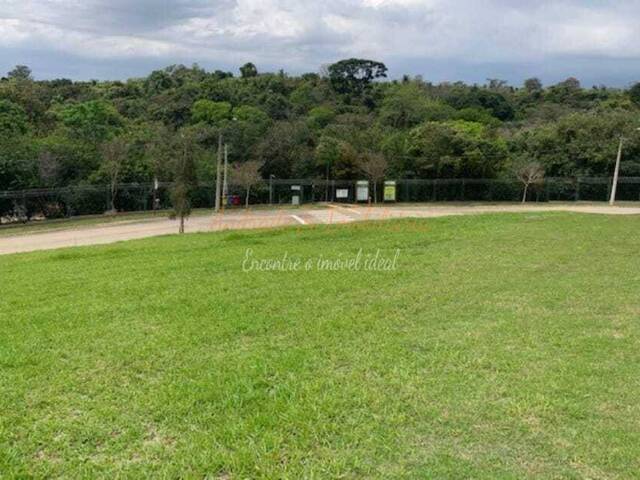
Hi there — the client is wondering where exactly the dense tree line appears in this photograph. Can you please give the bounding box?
[1,60,640,196]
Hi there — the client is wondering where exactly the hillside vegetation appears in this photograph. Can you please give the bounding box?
[1,61,640,195]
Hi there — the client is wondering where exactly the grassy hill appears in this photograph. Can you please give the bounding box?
[1,213,640,478]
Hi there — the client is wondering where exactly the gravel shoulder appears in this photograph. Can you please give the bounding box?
[1,203,639,255]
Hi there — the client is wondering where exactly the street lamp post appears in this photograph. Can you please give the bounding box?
[610,128,640,206]
[609,137,624,206]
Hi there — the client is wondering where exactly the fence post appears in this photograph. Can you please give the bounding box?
[575,178,580,202]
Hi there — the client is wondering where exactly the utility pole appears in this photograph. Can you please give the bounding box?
[610,128,640,205]
[609,137,623,206]
[223,144,229,207]
[215,132,223,212]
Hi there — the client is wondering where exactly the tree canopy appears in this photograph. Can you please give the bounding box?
[1,60,639,194]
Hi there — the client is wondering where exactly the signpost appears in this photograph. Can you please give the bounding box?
[384,181,397,202]
[356,181,369,202]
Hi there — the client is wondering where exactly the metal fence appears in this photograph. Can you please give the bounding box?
[249,177,640,204]
[1,177,640,223]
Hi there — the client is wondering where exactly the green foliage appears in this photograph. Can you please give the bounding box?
[408,120,507,178]
[0,137,38,189]
[255,121,314,178]
[307,106,336,129]
[630,82,640,106]
[328,58,388,97]
[380,83,456,128]
[510,111,640,176]
[229,106,272,163]
[0,100,29,136]
[524,77,543,93]
[233,105,268,124]
[1,62,640,193]
[380,130,411,176]
[7,65,32,81]
[191,99,232,126]
[290,82,326,113]
[444,86,515,121]
[454,107,501,127]
[58,100,124,144]
[240,62,258,79]
[315,135,341,177]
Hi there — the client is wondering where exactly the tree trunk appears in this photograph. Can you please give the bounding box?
[522,183,529,203]
[179,214,185,234]
[110,184,117,212]
[245,186,250,208]
[373,182,378,204]
[109,173,118,212]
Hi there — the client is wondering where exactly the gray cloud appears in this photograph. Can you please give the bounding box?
[0,0,639,86]
[76,0,221,34]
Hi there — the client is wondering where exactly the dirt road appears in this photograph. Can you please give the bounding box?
[1,203,639,255]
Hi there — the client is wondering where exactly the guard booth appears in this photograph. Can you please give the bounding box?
[356,181,370,203]
[384,181,397,202]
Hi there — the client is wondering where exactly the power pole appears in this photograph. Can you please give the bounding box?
[215,132,223,212]
[609,136,623,206]
[223,144,229,207]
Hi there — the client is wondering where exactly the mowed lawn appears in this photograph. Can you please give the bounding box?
[2,213,640,479]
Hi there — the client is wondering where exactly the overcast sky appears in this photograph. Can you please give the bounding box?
[1,0,639,87]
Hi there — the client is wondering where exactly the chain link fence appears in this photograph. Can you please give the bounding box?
[2,177,639,224]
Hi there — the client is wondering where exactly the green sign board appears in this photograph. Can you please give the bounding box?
[384,181,396,202]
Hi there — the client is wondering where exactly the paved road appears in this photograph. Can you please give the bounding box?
[1,204,639,255]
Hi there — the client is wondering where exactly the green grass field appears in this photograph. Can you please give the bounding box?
[2,213,640,478]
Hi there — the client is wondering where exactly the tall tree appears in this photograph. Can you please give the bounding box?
[240,62,258,79]
[231,160,263,207]
[524,78,543,93]
[101,137,130,213]
[171,133,199,233]
[359,152,388,203]
[328,58,388,97]
[7,65,32,81]
[37,151,60,187]
[515,161,545,203]
[316,136,341,200]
